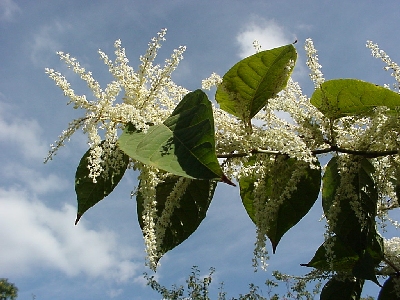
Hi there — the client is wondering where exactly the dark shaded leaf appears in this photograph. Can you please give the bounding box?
[137,176,217,262]
[304,232,383,275]
[304,235,359,272]
[75,141,129,224]
[322,156,378,254]
[378,276,400,300]
[320,277,364,300]
[240,156,321,252]
[352,251,380,286]
[216,44,296,123]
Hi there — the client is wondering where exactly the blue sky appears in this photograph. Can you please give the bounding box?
[1,1,400,299]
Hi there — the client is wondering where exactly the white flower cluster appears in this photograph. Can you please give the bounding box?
[305,38,325,88]
[366,40,400,92]
[45,30,400,273]
[45,29,189,269]
[45,28,187,164]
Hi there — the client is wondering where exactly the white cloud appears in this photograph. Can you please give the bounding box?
[1,163,68,195]
[0,0,21,22]
[236,17,293,58]
[0,101,48,161]
[0,187,140,282]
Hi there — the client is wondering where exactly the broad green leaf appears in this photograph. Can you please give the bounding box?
[216,44,297,122]
[378,277,400,300]
[75,141,129,224]
[118,89,232,184]
[320,277,364,300]
[322,156,378,254]
[304,233,383,273]
[240,156,321,253]
[304,235,359,272]
[310,79,400,119]
[136,176,217,262]
[352,252,380,285]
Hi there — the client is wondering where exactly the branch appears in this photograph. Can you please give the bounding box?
[313,145,398,158]
[383,257,400,275]
[217,146,398,159]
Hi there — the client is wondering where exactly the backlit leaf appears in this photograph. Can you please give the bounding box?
[310,79,400,119]
[118,89,232,184]
[216,44,296,123]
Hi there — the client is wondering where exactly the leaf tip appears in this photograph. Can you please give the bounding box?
[75,214,81,225]
[221,174,236,186]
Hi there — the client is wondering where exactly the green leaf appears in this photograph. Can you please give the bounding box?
[75,141,129,224]
[310,79,400,119]
[320,277,364,300]
[352,252,380,286]
[378,277,400,300]
[304,233,383,274]
[304,235,359,272]
[216,44,297,122]
[240,156,321,252]
[136,176,217,262]
[322,156,378,254]
[118,90,232,184]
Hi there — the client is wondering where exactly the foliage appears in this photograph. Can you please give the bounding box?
[0,279,18,300]
[45,30,400,299]
[145,266,323,300]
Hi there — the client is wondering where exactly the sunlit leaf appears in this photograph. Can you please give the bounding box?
[75,141,129,224]
[118,89,233,184]
[310,79,400,119]
[216,44,296,123]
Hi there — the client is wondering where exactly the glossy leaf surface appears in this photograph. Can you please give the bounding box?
[119,89,229,182]
[75,141,129,224]
[216,44,296,122]
[310,79,400,119]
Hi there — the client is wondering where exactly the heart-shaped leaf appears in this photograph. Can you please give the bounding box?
[118,89,232,184]
[240,156,320,252]
[136,175,217,263]
[310,79,400,119]
[216,44,297,123]
[75,141,129,224]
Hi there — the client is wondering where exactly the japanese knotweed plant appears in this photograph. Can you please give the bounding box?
[45,29,400,299]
